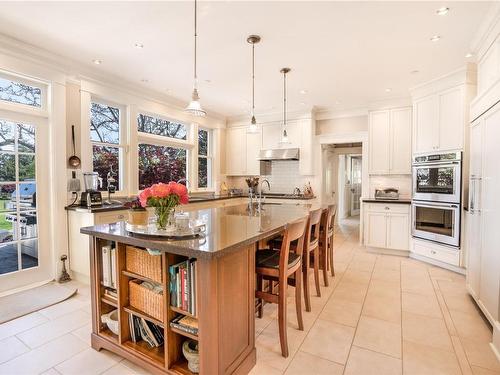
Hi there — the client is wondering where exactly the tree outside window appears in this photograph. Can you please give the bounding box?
[198,128,212,189]
[138,144,187,190]
[0,77,41,108]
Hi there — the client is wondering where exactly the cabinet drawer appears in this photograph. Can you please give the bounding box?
[95,211,127,225]
[412,241,459,266]
[365,203,409,214]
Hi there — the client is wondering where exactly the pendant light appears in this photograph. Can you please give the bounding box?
[185,0,206,117]
[279,67,291,144]
[247,35,261,134]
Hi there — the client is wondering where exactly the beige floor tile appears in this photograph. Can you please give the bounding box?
[40,368,62,375]
[341,269,372,285]
[438,279,468,296]
[102,362,140,375]
[449,309,493,342]
[249,361,283,375]
[401,277,435,295]
[403,340,462,375]
[428,266,465,282]
[16,309,90,349]
[284,351,344,375]
[375,255,402,271]
[402,312,453,351]
[0,334,87,374]
[450,335,473,375]
[71,323,92,345]
[0,335,29,364]
[443,293,481,316]
[0,312,48,341]
[402,292,443,318]
[347,260,375,273]
[471,365,500,375]
[120,359,154,374]
[332,281,368,303]
[344,346,402,375]
[55,347,121,375]
[372,267,401,283]
[320,298,363,327]
[461,337,500,372]
[300,319,355,365]
[367,279,401,300]
[362,293,401,323]
[38,297,90,320]
[353,316,402,358]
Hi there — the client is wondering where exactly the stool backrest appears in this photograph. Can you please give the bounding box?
[306,208,323,247]
[327,204,337,231]
[279,217,308,275]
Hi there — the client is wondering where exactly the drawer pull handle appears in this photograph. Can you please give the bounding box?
[385,207,390,210]
[430,250,436,255]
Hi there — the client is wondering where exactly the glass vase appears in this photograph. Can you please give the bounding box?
[154,206,175,231]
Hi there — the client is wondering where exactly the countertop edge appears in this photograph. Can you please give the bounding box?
[362,199,412,204]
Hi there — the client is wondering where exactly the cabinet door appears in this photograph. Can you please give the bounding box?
[390,108,412,174]
[226,127,246,175]
[262,124,281,150]
[413,96,439,154]
[439,87,464,151]
[386,213,409,250]
[285,122,300,148]
[246,130,262,176]
[369,111,391,174]
[365,212,387,248]
[479,103,500,321]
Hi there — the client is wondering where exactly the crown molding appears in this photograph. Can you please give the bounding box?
[315,107,368,121]
[0,32,226,123]
[470,2,500,61]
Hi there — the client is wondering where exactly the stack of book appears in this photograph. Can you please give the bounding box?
[170,315,198,337]
[128,314,164,348]
[169,259,197,316]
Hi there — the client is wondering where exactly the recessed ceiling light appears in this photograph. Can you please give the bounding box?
[436,7,450,16]
[300,102,306,105]
[411,70,420,74]
[92,59,102,65]
[385,88,392,92]
[134,42,144,49]
[430,35,441,42]
[205,79,211,83]
[465,53,473,58]
[335,100,341,105]
[299,89,307,94]
[141,79,149,83]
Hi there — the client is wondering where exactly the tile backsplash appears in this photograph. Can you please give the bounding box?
[261,160,307,194]
[368,175,412,198]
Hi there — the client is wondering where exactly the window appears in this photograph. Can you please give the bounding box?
[137,113,187,140]
[0,76,42,108]
[138,144,187,190]
[90,101,124,191]
[197,128,212,189]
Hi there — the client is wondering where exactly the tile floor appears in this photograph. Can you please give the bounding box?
[0,217,499,375]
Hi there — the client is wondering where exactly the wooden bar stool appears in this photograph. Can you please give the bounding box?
[255,218,308,358]
[303,208,322,311]
[319,205,336,286]
[327,205,337,277]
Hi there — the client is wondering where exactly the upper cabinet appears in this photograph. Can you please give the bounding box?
[369,107,411,175]
[411,67,476,155]
[226,127,248,176]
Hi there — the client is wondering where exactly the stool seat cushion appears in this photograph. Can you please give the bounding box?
[256,249,301,269]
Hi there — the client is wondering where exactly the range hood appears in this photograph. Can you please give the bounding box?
[258,148,300,161]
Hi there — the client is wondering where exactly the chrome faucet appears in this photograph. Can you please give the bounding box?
[292,187,301,196]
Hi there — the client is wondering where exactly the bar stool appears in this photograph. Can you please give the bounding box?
[255,218,308,358]
[319,205,336,286]
[303,208,323,311]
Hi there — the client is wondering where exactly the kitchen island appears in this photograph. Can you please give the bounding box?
[81,203,318,375]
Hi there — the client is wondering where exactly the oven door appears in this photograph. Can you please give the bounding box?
[412,162,461,203]
[412,202,460,247]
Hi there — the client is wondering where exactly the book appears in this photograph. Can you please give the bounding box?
[169,259,197,315]
[170,315,198,336]
[140,318,159,347]
[101,245,112,288]
[110,247,117,289]
[169,265,178,307]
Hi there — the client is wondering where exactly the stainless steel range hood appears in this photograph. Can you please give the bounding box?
[258,148,300,161]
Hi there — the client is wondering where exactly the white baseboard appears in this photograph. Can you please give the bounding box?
[409,253,466,274]
[71,271,90,285]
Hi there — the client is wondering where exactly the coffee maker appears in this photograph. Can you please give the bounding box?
[80,172,103,207]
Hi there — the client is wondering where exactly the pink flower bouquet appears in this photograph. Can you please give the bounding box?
[139,182,189,230]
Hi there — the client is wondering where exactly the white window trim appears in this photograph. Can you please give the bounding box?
[89,97,129,196]
[0,70,48,115]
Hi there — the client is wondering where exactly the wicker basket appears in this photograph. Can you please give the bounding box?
[126,246,162,283]
[129,279,164,321]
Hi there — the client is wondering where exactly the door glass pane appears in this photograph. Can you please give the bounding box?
[0,76,42,107]
[21,239,38,270]
[0,242,19,274]
[415,206,454,237]
[90,102,120,144]
[19,154,35,181]
[19,211,37,240]
[416,167,454,194]
[18,182,36,210]
[0,212,15,243]
[0,184,16,212]
[18,124,35,152]
[0,120,15,151]
[0,154,15,182]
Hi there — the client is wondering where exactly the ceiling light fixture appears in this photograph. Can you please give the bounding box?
[279,67,291,145]
[300,89,307,94]
[411,70,420,74]
[92,59,102,65]
[465,52,473,58]
[430,35,441,42]
[184,0,206,117]
[436,7,450,16]
[134,42,144,48]
[246,35,261,134]
[385,88,392,92]
[141,79,149,83]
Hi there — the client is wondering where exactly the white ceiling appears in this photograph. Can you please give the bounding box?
[0,1,492,118]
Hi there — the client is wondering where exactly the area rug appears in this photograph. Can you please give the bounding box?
[0,282,77,324]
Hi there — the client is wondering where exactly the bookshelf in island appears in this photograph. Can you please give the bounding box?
[81,203,314,374]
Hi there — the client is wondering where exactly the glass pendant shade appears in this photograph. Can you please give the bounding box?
[247,114,258,134]
[185,88,206,117]
[279,127,290,144]
[278,67,291,145]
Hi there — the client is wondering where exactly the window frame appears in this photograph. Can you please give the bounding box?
[0,71,48,114]
[196,127,213,190]
[89,97,128,195]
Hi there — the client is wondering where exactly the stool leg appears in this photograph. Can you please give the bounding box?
[295,268,304,331]
[278,280,289,357]
[322,241,329,287]
[313,246,321,297]
[257,274,263,318]
[329,235,335,277]
[303,251,311,312]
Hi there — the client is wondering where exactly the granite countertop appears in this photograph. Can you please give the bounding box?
[362,198,412,204]
[80,203,327,259]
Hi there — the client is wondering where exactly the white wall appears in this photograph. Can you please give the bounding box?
[368,175,412,199]
[316,115,368,135]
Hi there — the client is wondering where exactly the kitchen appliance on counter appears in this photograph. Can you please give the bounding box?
[81,172,103,208]
[375,188,399,200]
[411,201,460,247]
[412,151,462,203]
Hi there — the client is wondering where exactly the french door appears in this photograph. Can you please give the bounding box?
[0,110,51,294]
[350,156,362,216]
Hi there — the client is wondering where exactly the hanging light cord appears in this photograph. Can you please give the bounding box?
[252,42,255,115]
[194,0,198,89]
[283,70,287,130]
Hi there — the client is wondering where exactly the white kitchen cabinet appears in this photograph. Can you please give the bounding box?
[369,107,411,175]
[413,86,465,154]
[246,130,262,175]
[477,36,500,96]
[363,203,410,251]
[226,127,247,176]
